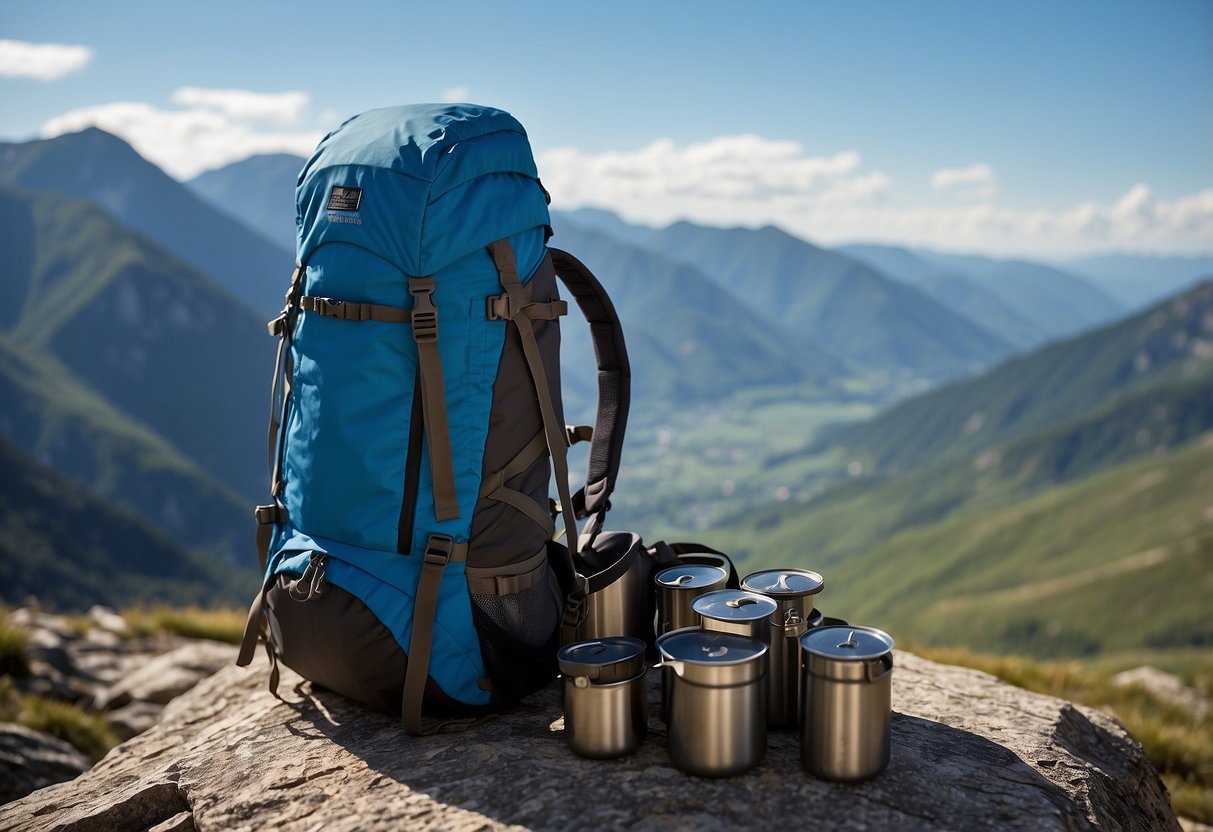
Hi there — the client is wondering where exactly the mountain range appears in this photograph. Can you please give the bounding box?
[715,279,1213,656]
[0,128,294,319]
[4,129,1211,648]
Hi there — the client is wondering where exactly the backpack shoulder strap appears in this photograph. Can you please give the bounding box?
[547,247,631,532]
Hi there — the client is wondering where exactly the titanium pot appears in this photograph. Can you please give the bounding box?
[655,565,728,635]
[656,629,768,777]
[558,637,648,759]
[692,590,778,641]
[799,625,894,782]
[571,532,653,646]
[740,569,825,729]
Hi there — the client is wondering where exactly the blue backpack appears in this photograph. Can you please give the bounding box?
[235,104,630,733]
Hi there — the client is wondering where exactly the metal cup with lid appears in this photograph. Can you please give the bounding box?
[741,568,825,728]
[558,637,648,759]
[656,629,768,777]
[655,564,729,635]
[691,589,779,641]
[799,625,895,781]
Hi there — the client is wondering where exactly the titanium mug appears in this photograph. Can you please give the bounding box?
[799,625,894,782]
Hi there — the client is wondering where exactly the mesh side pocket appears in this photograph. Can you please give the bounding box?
[468,553,563,704]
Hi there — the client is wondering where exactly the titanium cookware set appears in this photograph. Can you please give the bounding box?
[557,553,895,780]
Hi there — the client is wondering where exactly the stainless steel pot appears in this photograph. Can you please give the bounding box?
[656,629,768,777]
[692,589,778,641]
[571,532,652,645]
[655,565,728,635]
[741,568,825,729]
[558,637,648,759]
[799,626,894,782]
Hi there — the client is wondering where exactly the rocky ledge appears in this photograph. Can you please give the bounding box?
[1,649,1180,831]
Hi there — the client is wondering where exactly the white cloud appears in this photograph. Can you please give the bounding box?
[931,162,996,201]
[170,87,309,125]
[40,89,324,179]
[0,39,93,81]
[539,135,883,229]
[441,86,470,103]
[538,136,1212,256]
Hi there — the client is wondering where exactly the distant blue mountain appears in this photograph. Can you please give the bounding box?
[188,152,305,253]
[0,129,294,319]
[911,248,1123,340]
[1062,252,1213,309]
[550,220,849,411]
[639,221,1016,381]
[840,243,1052,350]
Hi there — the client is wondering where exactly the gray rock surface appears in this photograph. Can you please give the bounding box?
[0,724,91,805]
[0,651,1181,831]
[93,642,237,710]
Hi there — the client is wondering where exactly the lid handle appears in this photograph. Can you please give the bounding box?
[726,596,760,609]
[837,630,858,650]
[673,574,694,586]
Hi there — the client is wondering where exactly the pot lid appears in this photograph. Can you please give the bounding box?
[655,565,728,590]
[657,629,767,665]
[558,637,647,683]
[800,625,894,660]
[692,589,778,623]
[741,569,824,599]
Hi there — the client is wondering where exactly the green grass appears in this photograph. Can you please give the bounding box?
[18,695,118,762]
[122,606,245,645]
[0,618,29,678]
[716,426,1213,659]
[916,645,1213,824]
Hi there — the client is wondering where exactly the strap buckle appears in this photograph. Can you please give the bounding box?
[486,293,513,321]
[410,278,439,343]
[423,533,455,567]
[254,502,286,525]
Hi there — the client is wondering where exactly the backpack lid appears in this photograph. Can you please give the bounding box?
[296,103,550,275]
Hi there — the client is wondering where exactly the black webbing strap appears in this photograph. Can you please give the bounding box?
[547,248,631,523]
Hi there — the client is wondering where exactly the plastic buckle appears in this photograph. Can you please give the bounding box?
[410,280,439,343]
[423,534,455,567]
[486,293,513,321]
[254,503,285,525]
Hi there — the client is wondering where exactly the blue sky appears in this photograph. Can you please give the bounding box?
[2,0,1211,255]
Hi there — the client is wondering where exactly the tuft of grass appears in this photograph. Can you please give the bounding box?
[19,695,117,762]
[915,645,1213,824]
[0,618,30,678]
[121,606,245,645]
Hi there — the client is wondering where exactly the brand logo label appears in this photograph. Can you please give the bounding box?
[326,185,363,212]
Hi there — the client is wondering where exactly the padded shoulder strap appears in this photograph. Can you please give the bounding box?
[547,247,631,519]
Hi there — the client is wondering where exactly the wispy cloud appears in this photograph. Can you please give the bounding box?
[0,39,93,81]
[540,135,883,228]
[170,87,309,125]
[540,137,1212,255]
[441,86,470,103]
[40,88,323,179]
[930,162,996,201]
